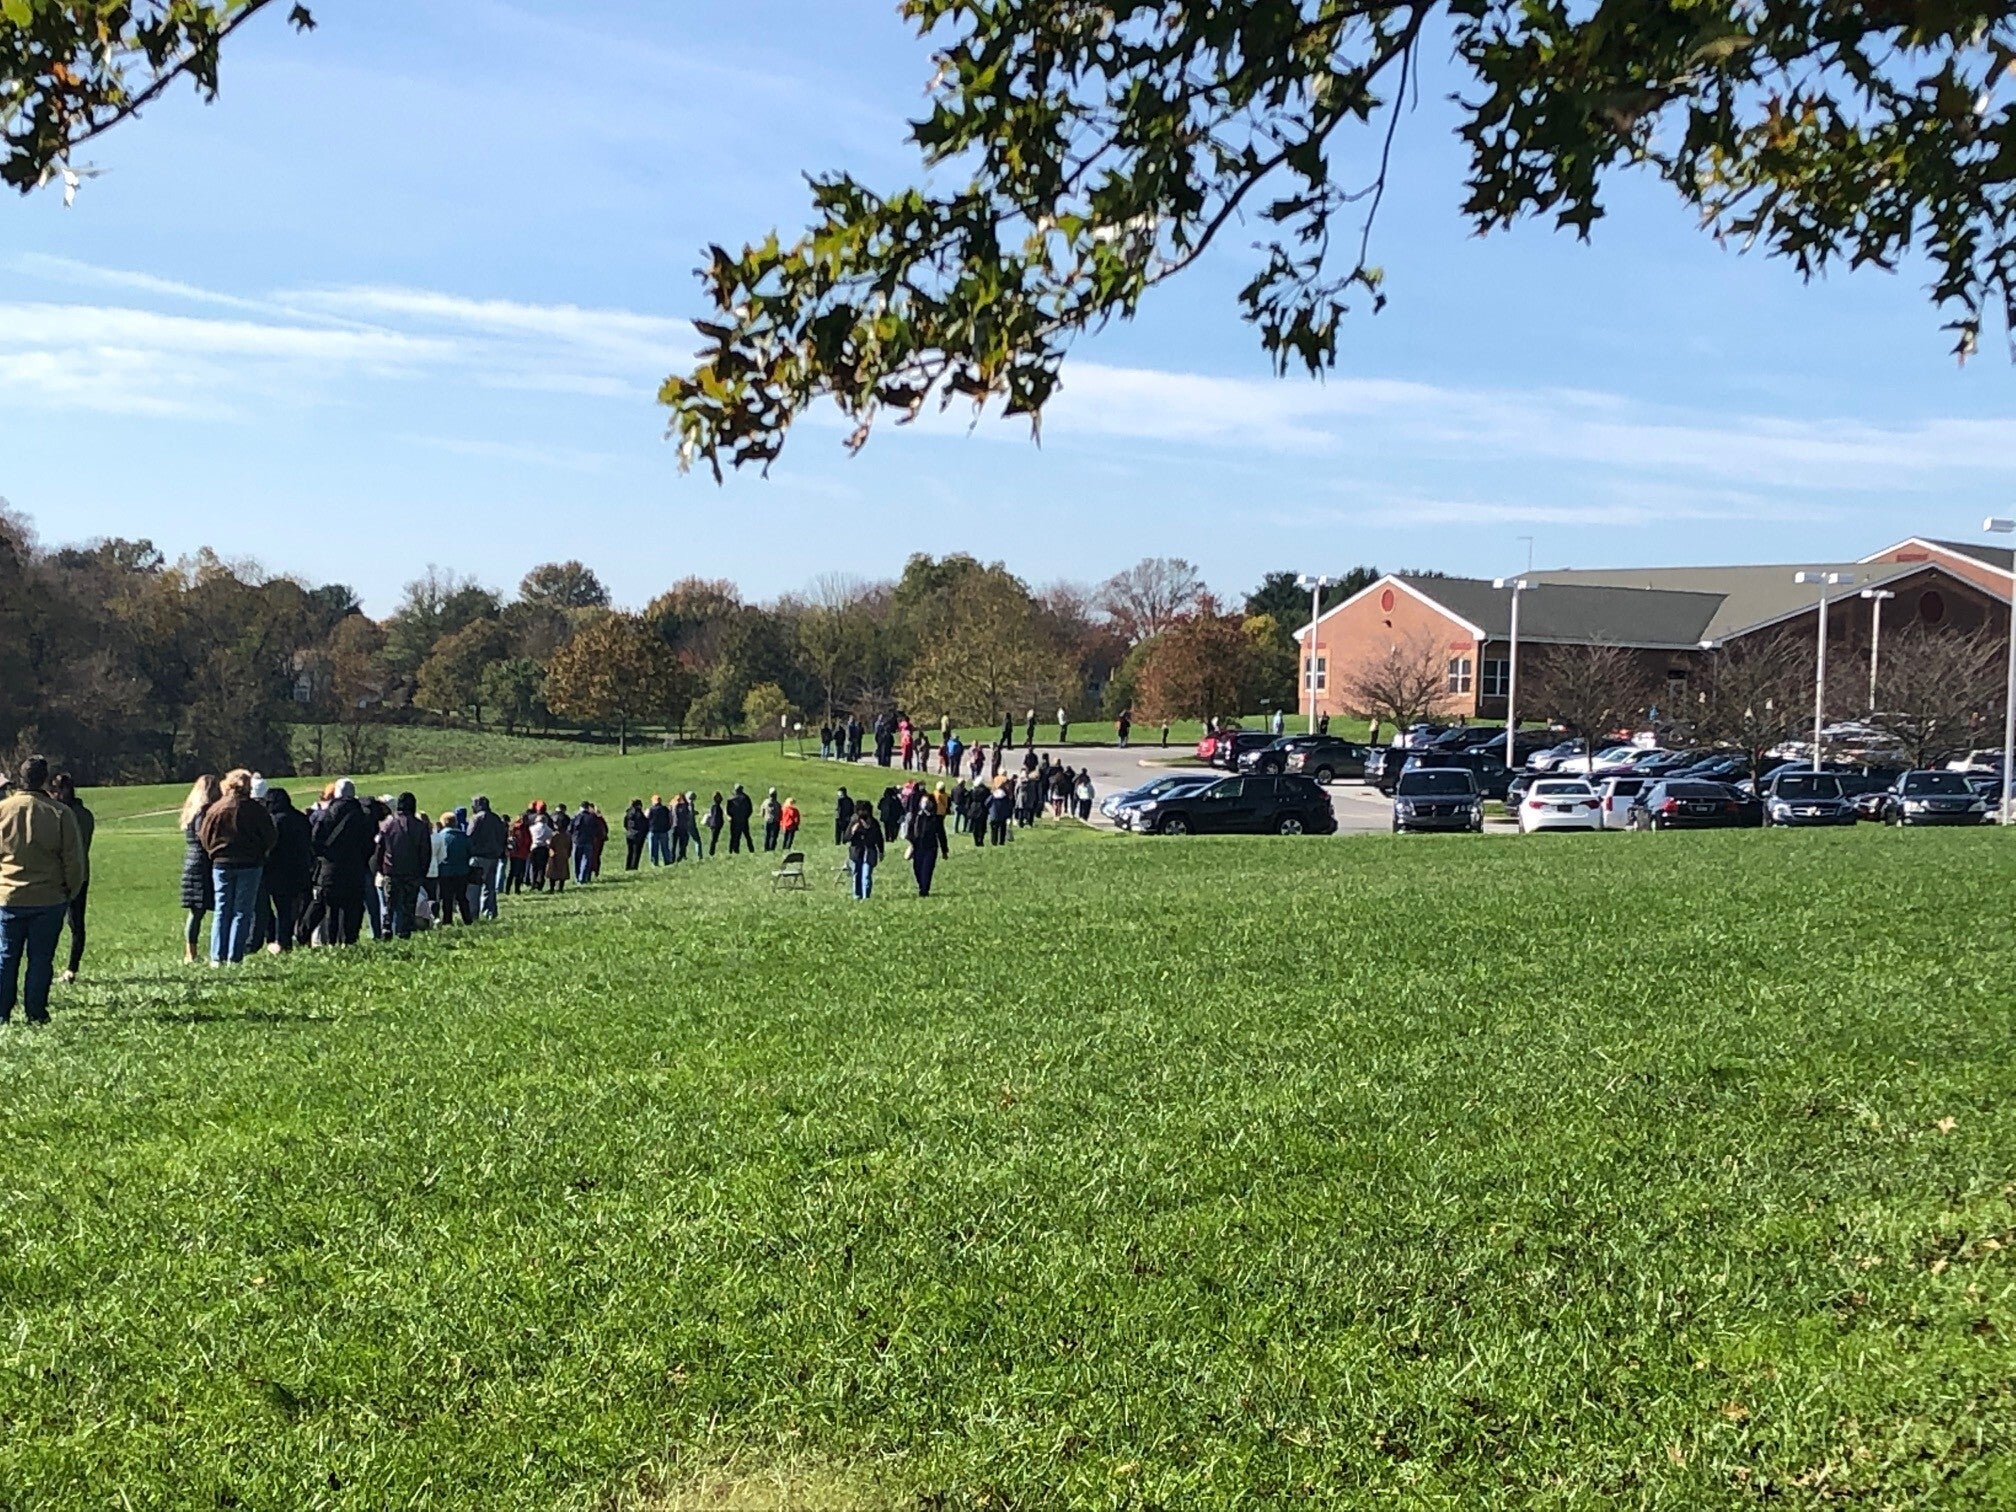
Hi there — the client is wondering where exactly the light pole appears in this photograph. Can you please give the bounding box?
[1295,573,1331,735]
[1858,588,1894,712]
[1493,576,1530,773]
[1793,571,1854,772]
[1987,517,2015,823]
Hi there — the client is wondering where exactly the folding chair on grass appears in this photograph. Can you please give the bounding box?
[772,851,808,890]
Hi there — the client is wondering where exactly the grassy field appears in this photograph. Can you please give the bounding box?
[4,742,2011,1508]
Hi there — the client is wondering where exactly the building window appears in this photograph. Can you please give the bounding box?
[1920,589,1946,624]
[1481,659,1510,698]
[1446,656,1473,695]
[1304,654,1328,692]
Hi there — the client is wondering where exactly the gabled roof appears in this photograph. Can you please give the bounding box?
[1523,560,1935,641]
[1394,574,1724,648]
[1923,538,2016,573]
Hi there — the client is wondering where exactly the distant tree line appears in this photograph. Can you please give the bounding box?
[0,505,1391,783]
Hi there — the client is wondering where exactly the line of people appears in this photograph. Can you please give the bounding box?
[816,708,1166,768]
[830,751,1096,900]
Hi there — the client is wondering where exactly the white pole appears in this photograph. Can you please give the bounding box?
[1504,585,1521,773]
[1868,595,1882,711]
[1812,590,1828,774]
[1309,576,1322,736]
[1985,520,2015,824]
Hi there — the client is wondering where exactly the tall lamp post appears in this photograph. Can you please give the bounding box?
[1492,576,1530,773]
[1987,517,2015,823]
[1295,573,1331,735]
[1858,588,1894,711]
[1792,571,1854,772]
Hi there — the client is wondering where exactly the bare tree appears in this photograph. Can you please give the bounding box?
[1529,643,1653,775]
[1337,632,1449,736]
[1689,636,1810,777]
[795,572,874,718]
[1098,557,1203,644]
[1866,625,2008,769]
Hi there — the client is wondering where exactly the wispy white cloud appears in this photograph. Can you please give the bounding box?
[1036,360,2016,494]
[280,285,694,370]
[396,433,620,472]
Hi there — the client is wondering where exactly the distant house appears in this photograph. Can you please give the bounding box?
[1295,544,2009,724]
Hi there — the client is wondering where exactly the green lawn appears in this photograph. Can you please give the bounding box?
[4,749,2011,1507]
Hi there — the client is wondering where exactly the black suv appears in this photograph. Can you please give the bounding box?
[1268,736,1371,783]
[1379,747,1513,799]
[1131,775,1337,836]
[1391,768,1484,833]
[1211,731,1279,770]
[1873,770,1993,826]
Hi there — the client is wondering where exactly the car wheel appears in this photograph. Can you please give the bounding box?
[1391,816,1403,833]
[1313,766,1334,784]
[1157,814,1189,837]
[1276,815,1305,836]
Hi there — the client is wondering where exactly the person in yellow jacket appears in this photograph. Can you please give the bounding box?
[0,756,88,1025]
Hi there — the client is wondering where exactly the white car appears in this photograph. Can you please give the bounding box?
[1596,775,1649,829]
[1947,749,2006,774]
[1517,779,1603,832]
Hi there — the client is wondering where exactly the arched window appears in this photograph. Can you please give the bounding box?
[1919,589,1946,625]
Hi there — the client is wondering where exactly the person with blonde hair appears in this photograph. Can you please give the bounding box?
[178,774,221,963]
[196,768,276,964]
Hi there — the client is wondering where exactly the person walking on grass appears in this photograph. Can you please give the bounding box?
[1000,710,1013,747]
[178,774,221,964]
[468,796,507,918]
[301,779,374,946]
[760,788,782,851]
[646,793,673,865]
[432,813,473,925]
[1057,705,1070,744]
[574,801,605,882]
[255,785,311,954]
[47,773,93,984]
[545,809,572,893]
[0,757,87,1025]
[622,799,648,871]
[727,784,755,854]
[1161,719,1170,747]
[965,782,989,845]
[779,796,801,851]
[198,768,277,965]
[1024,708,1037,747]
[834,787,852,846]
[845,799,884,900]
[878,785,904,844]
[908,791,949,897]
[375,792,431,939]
[703,792,725,857]
[527,805,553,890]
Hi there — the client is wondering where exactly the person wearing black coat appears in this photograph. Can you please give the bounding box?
[834,788,852,845]
[645,795,674,865]
[986,781,1015,846]
[621,799,648,870]
[253,786,313,953]
[908,801,949,897]
[725,784,755,854]
[467,796,508,918]
[847,715,864,761]
[965,784,989,845]
[300,783,375,947]
[877,786,904,843]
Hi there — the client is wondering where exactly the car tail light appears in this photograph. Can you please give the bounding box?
[1661,798,1678,813]
[1581,799,1599,808]
[1525,798,1544,809]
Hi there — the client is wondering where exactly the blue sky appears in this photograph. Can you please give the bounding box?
[3,0,2013,615]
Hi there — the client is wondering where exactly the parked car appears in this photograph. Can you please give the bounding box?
[1382,748,1513,799]
[1125,774,1336,835]
[1527,739,1589,773]
[1279,737,1372,783]
[1671,754,1751,784]
[1517,778,1602,832]
[1760,770,1858,826]
[1240,734,1369,778]
[1946,749,2006,774]
[1626,779,1752,830]
[1100,773,1216,821]
[1391,768,1484,833]
[1595,775,1649,829]
[1209,731,1278,770]
[1871,770,1994,826]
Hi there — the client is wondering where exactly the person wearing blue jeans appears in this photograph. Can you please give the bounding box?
[0,755,90,1023]
[196,769,276,965]
[843,799,883,901]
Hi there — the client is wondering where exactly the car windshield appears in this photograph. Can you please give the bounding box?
[1667,782,1728,798]
[1533,781,1593,796]
[1397,770,1477,796]
[1902,772,1971,795]
[1775,774,1843,799]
